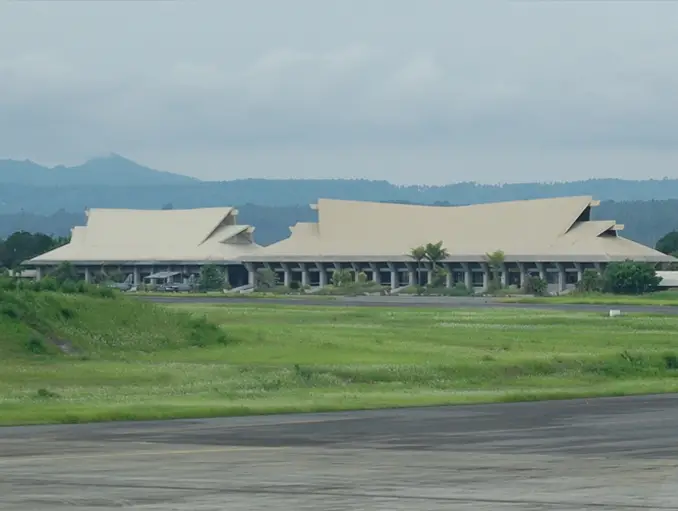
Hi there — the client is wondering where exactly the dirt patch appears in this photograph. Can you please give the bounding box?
[48,337,79,355]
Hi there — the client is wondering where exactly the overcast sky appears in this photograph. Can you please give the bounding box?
[1,0,678,185]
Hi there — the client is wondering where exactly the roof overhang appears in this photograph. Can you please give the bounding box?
[145,271,181,279]
[23,259,247,267]
[240,253,678,264]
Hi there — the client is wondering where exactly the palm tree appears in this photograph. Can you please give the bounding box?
[485,249,505,292]
[424,241,449,288]
[424,241,449,269]
[409,245,427,290]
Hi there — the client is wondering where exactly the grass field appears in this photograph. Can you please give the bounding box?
[502,290,678,306]
[3,290,678,426]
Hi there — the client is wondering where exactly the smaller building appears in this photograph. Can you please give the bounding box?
[657,271,678,289]
[25,206,261,287]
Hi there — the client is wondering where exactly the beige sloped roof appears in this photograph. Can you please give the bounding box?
[243,196,675,263]
[28,207,262,264]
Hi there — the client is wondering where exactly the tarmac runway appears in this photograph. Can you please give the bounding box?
[144,294,678,315]
[3,394,678,510]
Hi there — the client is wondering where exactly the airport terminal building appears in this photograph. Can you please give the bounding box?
[26,195,676,294]
[240,196,675,293]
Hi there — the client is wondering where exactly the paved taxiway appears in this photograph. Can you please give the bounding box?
[145,294,678,315]
[2,395,678,510]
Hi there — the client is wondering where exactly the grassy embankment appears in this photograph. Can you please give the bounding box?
[501,290,678,306]
[3,290,678,426]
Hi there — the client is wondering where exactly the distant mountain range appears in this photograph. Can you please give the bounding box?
[4,155,678,210]
[0,154,198,187]
[2,154,678,248]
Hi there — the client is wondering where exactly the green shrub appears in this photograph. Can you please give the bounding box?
[523,275,548,296]
[441,283,473,296]
[90,285,116,299]
[26,336,48,355]
[199,264,225,291]
[331,269,354,287]
[59,279,78,294]
[38,277,59,292]
[255,268,278,289]
[36,388,60,399]
[602,261,661,295]
[429,267,448,288]
[0,277,15,290]
[50,262,78,284]
[577,268,603,293]
[1,303,20,319]
[188,315,231,347]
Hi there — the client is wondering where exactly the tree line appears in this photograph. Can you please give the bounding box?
[0,231,69,271]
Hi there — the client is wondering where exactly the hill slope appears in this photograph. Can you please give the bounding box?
[0,289,228,359]
[5,177,678,216]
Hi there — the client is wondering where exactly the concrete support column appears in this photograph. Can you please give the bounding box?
[427,263,434,285]
[594,262,602,274]
[557,263,567,292]
[299,263,309,287]
[351,263,361,282]
[461,263,471,290]
[331,262,342,286]
[35,267,42,281]
[245,263,255,287]
[315,263,327,287]
[369,263,381,284]
[536,262,546,281]
[84,267,91,283]
[443,263,453,288]
[133,267,140,286]
[499,264,507,288]
[281,263,292,287]
[480,263,489,292]
[406,263,416,286]
[574,262,583,282]
[387,263,398,290]
[517,262,527,288]
[260,263,271,288]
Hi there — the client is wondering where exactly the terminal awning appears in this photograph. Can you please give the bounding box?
[144,271,181,280]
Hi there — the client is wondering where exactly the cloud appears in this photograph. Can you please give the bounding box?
[1,0,678,181]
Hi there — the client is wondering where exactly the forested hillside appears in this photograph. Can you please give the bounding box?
[7,178,678,215]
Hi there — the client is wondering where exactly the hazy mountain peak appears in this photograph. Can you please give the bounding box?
[0,155,199,187]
